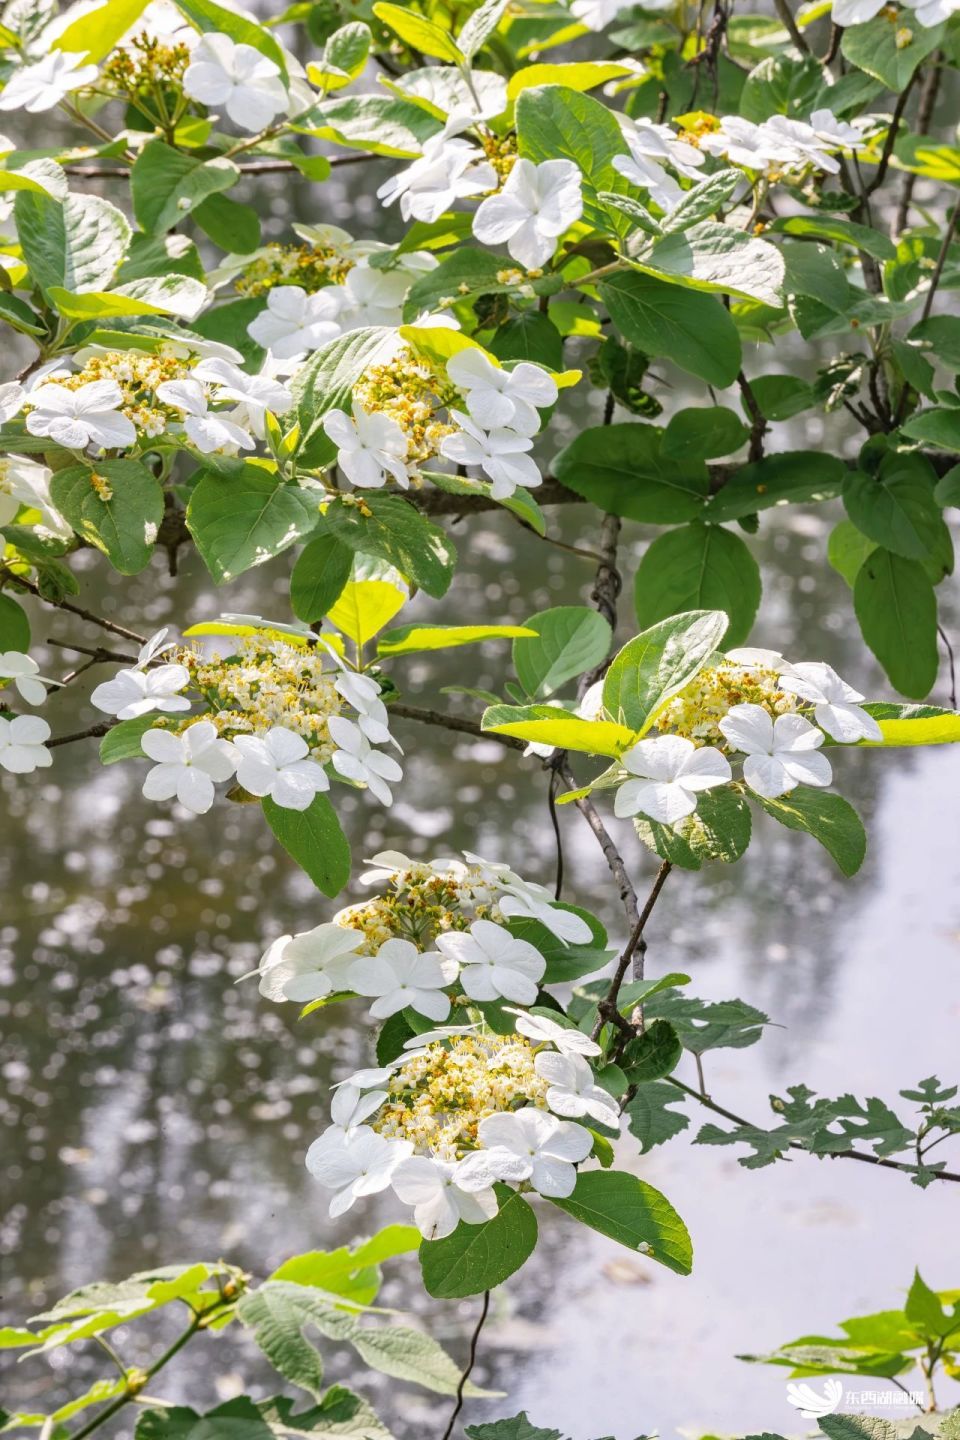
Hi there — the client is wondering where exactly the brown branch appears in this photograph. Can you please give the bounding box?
[390,702,526,751]
[48,722,114,749]
[895,53,943,237]
[773,0,813,56]
[591,860,673,1041]
[918,202,959,327]
[737,372,768,463]
[555,758,640,932]
[63,153,380,179]
[864,75,916,197]
[666,1076,960,1186]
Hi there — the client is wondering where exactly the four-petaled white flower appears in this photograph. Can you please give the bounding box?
[700,116,772,170]
[439,411,542,500]
[778,661,882,744]
[183,33,288,132]
[155,378,255,453]
[473,157,583,269]
[233,725,329,810]
[348,937,457,1021]
[140,721,237,815]
[446,350,557,435]
[327,1082,389,1134]
[191,359,292,437]
[808,108,863,151]
[333,669,396,748]
[392,1155,498,1240]
[257,922,365,1003]
[246,285,346,362]
[0,651,59,706]
[91,661,191,720]
[535,1051,621,1128]
[908,0,960,24]
[459,1109,593,1199]
[0,713,53,773]
[719,704,832,799]
[504,1007,601,1057]
[338,261,413,331]
[26,381,136,451]
[435,919,545,1004]
[322,405,411,490]
[613,735,732,824]
[495,878,593,945]
[305,1125,413,1217]
[377,135,496,224]
[329,716,403,806]
[0,50,98,113]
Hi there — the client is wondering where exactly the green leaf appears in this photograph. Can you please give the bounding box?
[621,1020,682,1082]
[466,1419,563,1440]
[0,592,30,650]
[378,623,535,657]
[602,610,729,733]
[739,53,823,121]
[187,467,320,585]
[624,1081,690,1153]
[15,190,131,298]
[853,549,938,699]
[269,1228,420,1308]
[50,461,163,576]
[704,451,845,522]
[671,784,752,864]
[909,315,960,369]
[638,223,785,307]
[513,607,612,699]
[901,408,960,453]
[244,1281,495,1397]
[420,1188,538,1298]
[828,520,876,589]
[52,0,149,61]
[481,704,636,757]
[756,790,867,876]
[633,523,761,649]
[48,275,207,322]
[747,374,814,422]
[172,0,288,73]
[309,22,372,90]
[194,193,261,254]
[263,794,351,898]
[488,311,564,370]
[372,2,463,61]
[862,703,960,747]
[662,407,749,462]
[600,271,742,388]
[657,169,742,234]
[402,248,515,321]
[553,423,710,522]
[303,95,441,158]
[290,534,354,624]
[323,497,456,600]
[842,455,946,561]
[550,1170,692,1274]
[131,140,238,234]
[841,14,944,91]
[98,715,155,764]
[327,574,407,646]
[769,214,897,262]
[936,465,960,508]
[458,0,510,58]
[516,85,628,228]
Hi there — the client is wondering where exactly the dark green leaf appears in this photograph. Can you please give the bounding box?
[51,461,163,576]
[624,1082,689,1153]
[553,422,710,522]
[633,523,761,648]
[853,549,938,698]
[263,794,351,898]
[600,271,742,388]
[756,790,867,876]
[323,497,456,599]
[603,609,729,733]
[0,592,30,650]
[290,534,354,623]
[705,452,845,522]
[420,1188,538,1298]
[513,606,612,699]
[187,467,320,585]
[550,1170,692,1274]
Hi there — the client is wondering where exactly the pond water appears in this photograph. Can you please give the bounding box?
[2,61,960,1440]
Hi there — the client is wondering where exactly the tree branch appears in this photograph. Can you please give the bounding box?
[390,703,526,751]
[441,1291,491,1440]
[1,568,147,643]
[591,861,672,1041]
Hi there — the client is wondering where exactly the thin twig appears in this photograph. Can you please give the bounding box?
[591,861,673,1040]
[390,703,526,751]
[548,767,565,900]
[48,723,114,749]
[895,54,942,236]
[938,625,957,709]
[864,77,916,197]
[773,0,812,55]
[440,1290,491,1440]
[555,758,640,934]
[918,203,959,327]
[737,372,768,463]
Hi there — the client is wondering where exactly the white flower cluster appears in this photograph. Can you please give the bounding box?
[832,0,958,26]
[304,1009,616,1238]
[612,649,882,825]
[0,644,64,774]
[699,110,863,179]
[321,345,558,501]
[89,627,402,815]
[257,847,593,1009]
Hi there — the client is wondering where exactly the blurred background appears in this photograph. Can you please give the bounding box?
[2,9,960,1437]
